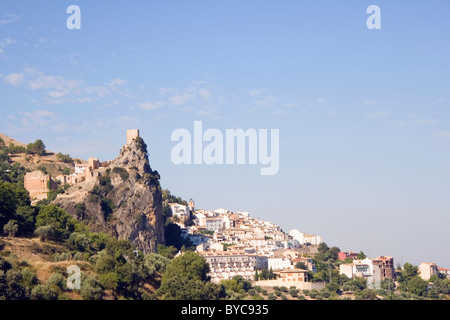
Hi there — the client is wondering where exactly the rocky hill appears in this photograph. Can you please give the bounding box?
[54,136,165,254]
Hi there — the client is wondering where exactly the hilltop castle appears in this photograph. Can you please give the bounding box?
[24,130,139,201]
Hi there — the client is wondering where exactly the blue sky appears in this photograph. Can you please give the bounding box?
[1,1,449,267]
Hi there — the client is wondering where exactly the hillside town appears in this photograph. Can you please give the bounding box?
[167,201,450,291]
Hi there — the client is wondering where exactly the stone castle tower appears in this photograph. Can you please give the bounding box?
[127,129,140,145]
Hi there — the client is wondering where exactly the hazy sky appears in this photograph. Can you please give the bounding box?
[1,1,449,267]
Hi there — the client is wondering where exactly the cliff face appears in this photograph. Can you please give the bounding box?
[58,137,165,253]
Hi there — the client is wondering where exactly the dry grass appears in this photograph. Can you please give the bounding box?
[1,237,88,283]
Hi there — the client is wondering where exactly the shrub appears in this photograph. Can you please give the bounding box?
[98,176,113,194]
[56,153,73,164]
[81,276,103,300]
[289,287,299,297]
[52,252,72,262]
[73,252,86,261]
[112,167,129,181]
[101,198,116,220]
[144,253,170,277]
[89,193,100,203]
[36,165,48,174]
[309,290,318,299]
[268,293,277,300]
[21,268,39,289]
[35,225,59,242]
[67,232,92,252]
[30,284,58,300]
[99,272,119,292]
[321,290,330,299]
[3,220,18,237]
[47,272,67,292]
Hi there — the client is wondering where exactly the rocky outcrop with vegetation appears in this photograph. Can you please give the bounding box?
[57,137,165,253]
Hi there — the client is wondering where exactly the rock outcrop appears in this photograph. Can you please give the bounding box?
[57,136,165,253]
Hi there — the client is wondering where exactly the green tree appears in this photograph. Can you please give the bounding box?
[318,242,329,254]
[14,205,36,236]
[80,276,103,300]
[75,203,86,221]
[360,288,377,300]
[326,247,340,261]
[99,272,119,294]
[30,284,58,300]
[47,272,67,292]
[163,251,210,282]
[144,253,170,277]
[406,276,428,296]
[35,204,80,241]
[0,270,28,300]
[157,244,178,259]
[295,262,308,270]
[381,278,396,291]
[34,225,58,242]
[155,274,223,300]
[3,220,18,237]
[56,153,73,164]
[221,275,251,297]
[95,250,116,274]
[67,232,92,252]
[0,181,31,229]
[357,251,367,260]
[27,139,46,156]
[397,262,419,283]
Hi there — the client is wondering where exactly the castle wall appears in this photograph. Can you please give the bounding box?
[24,170,56,200]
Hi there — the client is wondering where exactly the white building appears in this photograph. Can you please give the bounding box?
[289,229,322,245]
[200,251,268,282]
[268,257,293,271]
[214,208,230,215]
[419,262,439,281]
[339,259,374,279]
[74,163,87,174]
[206,217,225,231]
[223,215,234,229]
[235,211,250,218]
[169,203,190,219]
[210,242,225,251]
[193,212,207,227]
